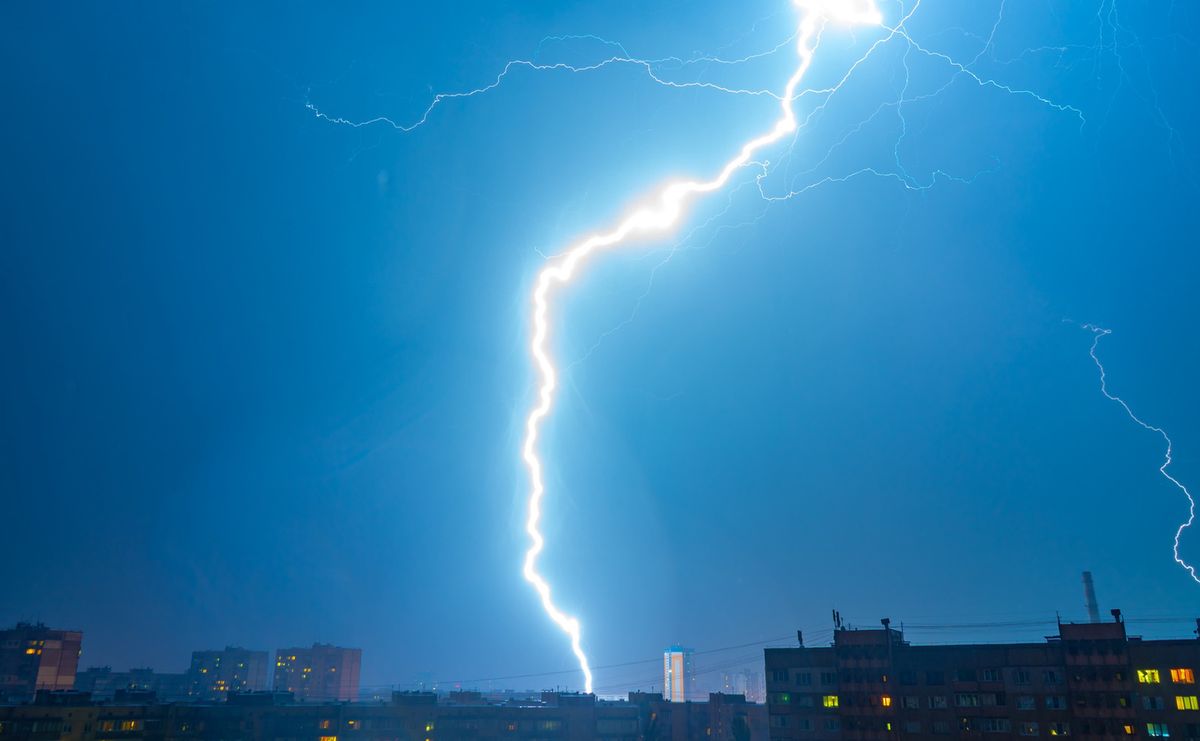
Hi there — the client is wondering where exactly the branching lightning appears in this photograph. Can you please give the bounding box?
[311,0,1092,693]
[519,0,887,693]
[1083,325,1199,585]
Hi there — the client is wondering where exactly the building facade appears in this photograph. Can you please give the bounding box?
[664,647,696,704]
[185,648,268,701]
[273,644,361,702]
[74,668,189,703]
[0,690,768,741]
[765,613,1200,740]
[0,624,83,703]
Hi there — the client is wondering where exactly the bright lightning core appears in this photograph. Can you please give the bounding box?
[520,0,885,694]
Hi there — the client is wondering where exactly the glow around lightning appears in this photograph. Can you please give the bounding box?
[310,0,1091,693]
[1084,325,1199,585]
[520,0,886,693]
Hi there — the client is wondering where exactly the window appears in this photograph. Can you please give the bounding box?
[824,719,840,731]
[770,693,791,705]
[771,669,789,683]
[796,695,815,707]
[981,692,1003,707]
[932,721,951,734]
[769,715,788,729]
[1140,669,1163,684]
[904,722,922,733]
[902,696,920,709]
[796,672,812,686]
[1124,725,1136,736]
[982,669,1002,682]
[1017,696,1036,710]
[900,671,917,686]
[1015,670,1032,686]
[1046,696,1067,710]
[927,671,946,686]
[823,695,839,708]
[1020,722,1040,737]
[536,720,562,731]
[955,693,980,707]
[1048,722,1071,736]
[981,718,1012,733]
[1173,669,1196,684]
[1146,723,1170,738]
[930,695,948,709]
[319,737,338,741]
[880,695,892,707]
[820,671,837,685]
[958,668,976,682]
[1145,696,1167,710]
[1044,670,1062,685]
[1177,696,1199,711]
[119,720,141,731]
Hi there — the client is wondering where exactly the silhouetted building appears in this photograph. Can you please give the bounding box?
[631,691,768,741]
[765,612,1200,740]
[725,670,766,704]
[0,689,767,740]
[665,646,696,703]
[75,666,190,701]
[186,647,268,700]
[0,622,82,702]
[273,644,361,701]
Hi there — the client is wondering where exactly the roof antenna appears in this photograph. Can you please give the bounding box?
[1082,571,1101,623]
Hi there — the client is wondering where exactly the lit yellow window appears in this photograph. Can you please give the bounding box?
[1124,726,1134,736]
[120,721,141,731]
[1176,695,1199,711]
[1138,669,1162,684]
[24,648,35,655]
[1173,668,1196,684]
[319,736,337,741]
[823,695,839,708]
[319,720,332,730]
[881,695,892,707]
[425,722,435,732]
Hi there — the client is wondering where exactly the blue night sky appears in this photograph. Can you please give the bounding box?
[2,1,1198,693]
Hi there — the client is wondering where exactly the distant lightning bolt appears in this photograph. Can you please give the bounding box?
[520,0,886,693]
[1084,325,1199,584]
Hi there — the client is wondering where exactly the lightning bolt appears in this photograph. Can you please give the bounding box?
[309,0,1092,694]
[1083,325,1199,585]
[520,0,887,693]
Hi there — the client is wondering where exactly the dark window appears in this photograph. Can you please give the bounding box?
[927,671,945,686]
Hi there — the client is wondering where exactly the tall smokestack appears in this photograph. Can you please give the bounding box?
[1082,571,1101,623]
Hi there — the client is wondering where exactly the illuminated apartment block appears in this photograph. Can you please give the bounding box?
[664,646,696,703]
[0,622,83,702]
[273,643,362,701]
[186,646,268,700]
[765,612,1200,740]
